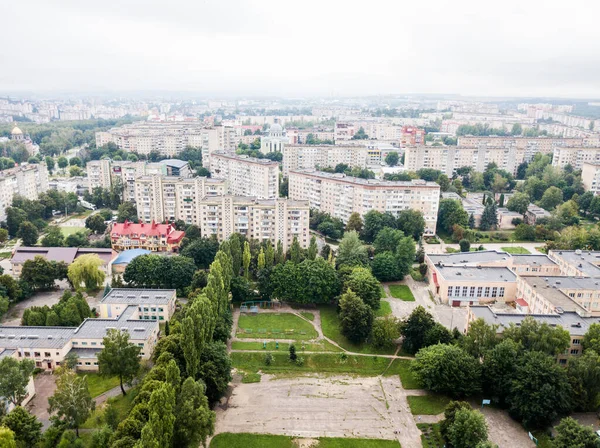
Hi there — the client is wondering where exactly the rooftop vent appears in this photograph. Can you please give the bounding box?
[47,336,53,339]
[134,328,145,332]
[572,322,582,328]
[556,280,561,285]
[27,335,38,339]
[0,335,5,339]
[576,249,582,255]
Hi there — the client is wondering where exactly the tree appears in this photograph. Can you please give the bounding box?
[65,231,89,247]
[508,351,573,428]
[0,358,35,407]
[48,369,95,436]
[139,383,176,448]
[371,252,400,282]
[6,207,27,237]
[0,427,17,448]
[447,408,489,448]
[257,247,265,269]
[461,318,498,359]
[361,210,396,243]
[374,227,403,254]
[400,306,435,354]
[503,316,570,356]
[567,349,600,412]
[481,339,519,405]
[582,322,600,354]
[97,329,141,396]
[345,212,363,233]
[242,241,251,278]
[385,152,399,166]
[339,289,374,343]
[41,226,64,247]
[411,344,481,397]
[514,223,536,241]
[440,400,472,440]
[288,237,302,264]
[395,235,416,278]
[396,210,426,240]
[89,425,113,448]
[437,174,451,192]
[182,294,215,379]
[68,254,106,290]
[437,199,469,234]
[180,237,219,269]
[307,236,318,260]
[553,417,599,448]
[289,344,297,361]
[371,315,400,348]
[336,231,368,267]
[69,157,83,167]
[344,267,381,310]
[17,221,38,246]
[174,377,215,448]
[468,213,475,229]
[116,202,138,223]
[3,406,42,448]
[271,258,339,304]
[0,228,8,245]
[69,166,83,177]
[197,341,232,404]
[459,239,471,252]
[511,123,523,136]
[85,214,107,234]
[479,203,498,231]
[538,186,564,211]
[57,156,68,169]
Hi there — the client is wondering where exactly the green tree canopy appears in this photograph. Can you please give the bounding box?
[339,289,374,343]
[97,329,141,396]
[0,358,35,407]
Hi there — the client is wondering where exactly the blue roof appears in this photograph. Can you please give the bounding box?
[113,249,151,265]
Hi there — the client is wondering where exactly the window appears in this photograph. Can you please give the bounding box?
[573,339,581,345]
[462,286,468,297]
[447,286,453,297]
[45,352,50,357]
[469,287,475,298]
[77,362,82,366]
[159,316,164,320]
[152,316,157,320]
[91,342,97,346]
[559,359,567,365]
[571,349,580,355]
[477,287,483,297]
[484,287,490,298]
[94,362,98,366]
[491,287,498,298]
[81,342,88,346]
[158,308,164,312]
[24,352,30,357]
[499,287,505,298]
[85,362,91,366]
[151,308,156,312]
[138,343,144,347]
[73,342,78,345]
[34,352,40,357]
[56,362,61,366]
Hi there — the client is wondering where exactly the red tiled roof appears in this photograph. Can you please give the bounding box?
[111,220,179,239]
[516,298,529,307]
[167,231,185,243]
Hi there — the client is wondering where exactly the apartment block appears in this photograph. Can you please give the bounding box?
[552,147,600,170]
[282,145,369,176]
[134,175,226,224]
[210,152,279,198]
[199,196,309,251]
[457,136,591,155]
[288,169,440,235]
[0,164,49,221]
[581,162,600,194]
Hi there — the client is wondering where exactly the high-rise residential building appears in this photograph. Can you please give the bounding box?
[87,159,191,202]
[282,145,370,176]
[210,152,279,199]
[553,147,600,170]
[199,196,309,250]
[582,162,600,194]
[95,122,238,165]
[0,164,49,221]
[288,169,440,235]
[134,175,226,225]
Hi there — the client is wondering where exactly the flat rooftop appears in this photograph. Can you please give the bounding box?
[436,266,516,283]
[470,306,600,336]
[427,250,510,266]
[290,169,439,188]
[101,289,176,305]
[520,277,588,313]
[550,250,600,277]
[511,254,557,266]
[0,327,76,349]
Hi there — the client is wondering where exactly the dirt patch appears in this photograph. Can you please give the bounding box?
[478,405,535,448]
[294,438,319,448]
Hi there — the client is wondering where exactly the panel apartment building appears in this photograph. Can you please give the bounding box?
[288,169,440,235]
[199,196,310,250]
[209,152,279,199]
[553,147,600,170]
[282,145,370,176]
[0,164,49,222]
[95,122,239,166]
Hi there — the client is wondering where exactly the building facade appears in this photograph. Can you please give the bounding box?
[99,289,177,322]
[288,169,440,235]
[110,221,185,252]
[260,122,288,153]
[282,145,370,176]
[210,152,279,199]
[0,164,49,222]
[582,162,600,194]
[552,147,600,170]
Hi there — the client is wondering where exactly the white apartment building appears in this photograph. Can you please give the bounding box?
[95,122,239,166]
[199,196,309,250]
[282,145,370,176]
[0,164,49,222]
[134,175,226,225]
[87,159,190,202]
[582,162,600,194]
[288,169,440,235]
[553,147,600,170]
[210,152,279,199]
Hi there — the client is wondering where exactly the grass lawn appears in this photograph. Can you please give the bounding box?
[231,352,396,376]
[418,423,444,448]
[231,340,341,352]
[388,359,420,389]
[242,372,262,383]
[78,373,120,397]
[60,226,89,236]
[0,251,11,259]
[501,246,531,254]
[210,433,400,448]
[375,300,392,317]
[319,306,396,355]
[407,395,451,415]
[81,386,138,429]
[380,285,387,298]
[388,285,415,302]
[531,430,553,448]
[300,312,314,321]
[237,313,318,340]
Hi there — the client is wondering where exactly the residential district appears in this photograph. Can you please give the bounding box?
[1,96,600,447]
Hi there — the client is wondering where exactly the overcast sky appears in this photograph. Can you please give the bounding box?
[3,0,599,98]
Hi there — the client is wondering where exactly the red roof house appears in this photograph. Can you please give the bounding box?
[111,221,185,252]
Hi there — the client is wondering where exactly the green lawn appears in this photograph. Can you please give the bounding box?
[388,285,415,302]
[60,226,89,236]
[501,246,531,254]
[210,433,401,448]
[78,373,120,397]
[242,372,262,383]
[374,300,392,317]
[531,430,553,448]
[418,423,444,448]
[231,340,341,352]
[389,359,420,389]
[237,313,318,340]
[231,352,396,376]
[300,312,315,321]
[319,306,396,355]
[407,395,451,415]
[81,386,138,429]
[380,285,387,298]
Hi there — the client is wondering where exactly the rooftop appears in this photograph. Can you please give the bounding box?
[11,247,115,266]
[73,306,157,341]
[550,250,600,277]
[520,277,589,314]
[470,305,600,336]
[435,266,517,283]
[212,151,279,166]
[511,254,556,266]
[111,221,185,243]
[0,327,76,349]
[101,289,176,305]
[290,169,439,188]
[427,250,510,266]
[112,249,151,265]
[160,159,188,168]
